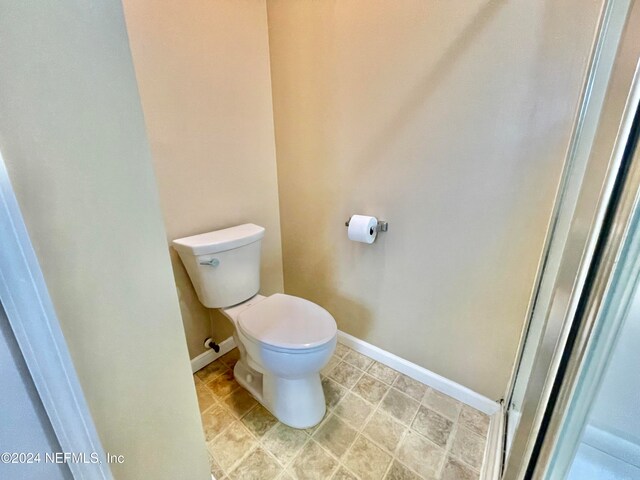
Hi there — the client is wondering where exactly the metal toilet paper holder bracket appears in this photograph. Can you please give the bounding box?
[344,218,389,232]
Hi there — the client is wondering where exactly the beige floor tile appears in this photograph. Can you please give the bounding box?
[228,446,282,480]
[384,460,422,480]
[241,404,278,437]
[208,454,225,479]
[321,356,340,376]
[262,423,309,466]
[334,392,373,429]
[379,388,420,425]
[208,421,257,472]
[312,414,357,459]
[223,388,258,418]
[196,348,490,480]
[208,369,241,398]
[353,374,389,404]
[343,350,374,371]
[396,431,444,479]
[367,361,399,385]
[332,466,358,479]
[441,456,480,480]
[411,405,454,448]
[343,435,392,480]
[288,441,337,480]
[393,374,427,402]
[202,403,235,443]
[322,377,347,410]
[421,388,461,421]
[305,409,330,435]
[220,348,240,369]
[459,405,490,437]
[328,361,364,389]
[363,410,406,454]
[450,426,486,470]
[195,381,217,412]
[196,360,228,383]
[334,343,351,358]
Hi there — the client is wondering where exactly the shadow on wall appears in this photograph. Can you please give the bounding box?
[353,0,506,171]
[269,0,591,400]
[168,248,234,359]
[313,244,376,340]
[287,0,505,345]
[281,209,380,340]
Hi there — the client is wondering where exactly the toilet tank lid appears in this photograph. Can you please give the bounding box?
[172,224,265,256]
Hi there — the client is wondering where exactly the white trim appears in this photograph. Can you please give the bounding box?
[201,330,501,414]
[191,336,237,373]
[506,409,521,455]
[583,424,640,469]
[337,330,500,415]
[482,404,505,479]
[0,155,112,479]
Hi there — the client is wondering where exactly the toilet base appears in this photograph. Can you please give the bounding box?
[263,373,326,429]
[234,360,326,429]
[234,360,263,403]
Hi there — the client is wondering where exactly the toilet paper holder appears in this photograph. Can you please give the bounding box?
[344,218,388,232]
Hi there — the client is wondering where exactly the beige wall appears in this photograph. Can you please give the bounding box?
[122,0,284,359]
[0,1,209,479]
[267,0,603,398]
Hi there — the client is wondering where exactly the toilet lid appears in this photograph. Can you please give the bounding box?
[237,294,337,350]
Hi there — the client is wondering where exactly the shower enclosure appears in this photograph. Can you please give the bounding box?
[499,0,640,478]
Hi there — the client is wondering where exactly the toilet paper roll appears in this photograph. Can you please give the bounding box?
[348,215,378,244]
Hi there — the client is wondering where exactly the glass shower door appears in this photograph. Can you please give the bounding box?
[502,2,640,478]
[556,270,640,479]
[542,103,640,479]
[504,0,632,461]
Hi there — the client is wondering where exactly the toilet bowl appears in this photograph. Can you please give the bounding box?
[221,293,336,428]
[172,223,337,428]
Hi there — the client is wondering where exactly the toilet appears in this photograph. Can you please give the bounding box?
[172,223,337,428]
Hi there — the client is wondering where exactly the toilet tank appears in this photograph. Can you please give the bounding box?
[172,224,265,308]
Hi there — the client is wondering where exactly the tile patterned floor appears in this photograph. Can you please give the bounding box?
[194,344,490,480]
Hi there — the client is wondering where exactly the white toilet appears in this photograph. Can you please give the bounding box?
[173,223,337,428]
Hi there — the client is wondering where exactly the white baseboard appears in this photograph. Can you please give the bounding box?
[337,330,500,415]
[481,403,505,479]
[190,336,236,373]
[195,330,500,414]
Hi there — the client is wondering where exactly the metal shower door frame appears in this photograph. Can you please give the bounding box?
[502,0,640,478]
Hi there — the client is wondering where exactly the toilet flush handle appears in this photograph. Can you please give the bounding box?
[199,258,220,267]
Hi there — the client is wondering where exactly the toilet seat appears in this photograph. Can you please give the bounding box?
[237,293,336,351]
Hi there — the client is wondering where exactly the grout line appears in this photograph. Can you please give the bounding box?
[320,356,393,479]
[437,414,459,478]
[339,355,406,479]
[380,456,396,479]
[198,346,491,480]
[330,354,428,479]
[198,361,270,478]
[340,349,458,480]
[260,436,303,474]
[446,424,485,474]
[226,442,260,477]
[307,437,345,479]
